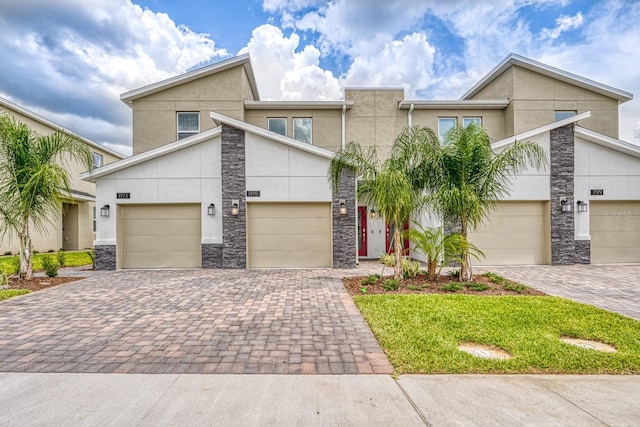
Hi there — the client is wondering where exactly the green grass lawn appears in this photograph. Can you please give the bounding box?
[0,289,30,301]
[0,250,93,273]
[354,294,640,374]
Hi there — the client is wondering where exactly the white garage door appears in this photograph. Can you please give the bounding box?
[468,202,549,265]
[119,204,201,269]
[591,201,640,263]
[247,202,332,268]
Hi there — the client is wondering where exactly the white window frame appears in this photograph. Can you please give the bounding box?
[267,117,287,136]
[293,117,313,144]
[554,111,576,121]
[438,117,457,142]
[92,205,96,233]
[92,152,103,168]
[177,112,200,140]
[463,117,482,128]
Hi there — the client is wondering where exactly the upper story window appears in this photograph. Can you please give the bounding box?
[293,118,312,144]
[554,111,576,121]
[463,117,482,128]
[438,117,457,142]
[92,152,103,168]
[177,112,199,140]
[268,117,287,136]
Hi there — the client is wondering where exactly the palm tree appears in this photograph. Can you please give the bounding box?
[421,122,547,281]
[0,115,93,279]
[329,126,440,279]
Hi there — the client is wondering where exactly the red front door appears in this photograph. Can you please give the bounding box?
[386,219,410,255]
[358,206,367,257]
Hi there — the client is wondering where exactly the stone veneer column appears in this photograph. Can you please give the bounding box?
[333,168,357,268]
[94,245,116,270]
[221,125,246,269]
[550,123,588,264]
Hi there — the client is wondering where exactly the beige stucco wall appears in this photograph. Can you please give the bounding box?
[244,109,342,152]
[0,106,118,254]
[130,67,248,154]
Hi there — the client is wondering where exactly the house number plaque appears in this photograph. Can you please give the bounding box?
[117,193,131,199]
[590,189,604,196]
[246,191,261,197]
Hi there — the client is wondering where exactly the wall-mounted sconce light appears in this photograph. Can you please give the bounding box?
[370,208,377,218]
[207,203,216,216]
[338,199,347,215]
[100,204,110,217]
[576,200,588,212]
[230,200,239,216]
[560,198,572,213]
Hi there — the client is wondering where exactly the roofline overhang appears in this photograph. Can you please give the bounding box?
[81,127,222,181]
[575,126,640,159]
[492,111,591,150]
[120,54,260,104]
[209,112,335,160]
[0,96,126,159]
[399,100,510,110]
[462,53,633,103]
[244,100,354,110]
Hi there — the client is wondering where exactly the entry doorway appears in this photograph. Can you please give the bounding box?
[385,219,410,255]
[62,203,79,251]
[358,206,368,257]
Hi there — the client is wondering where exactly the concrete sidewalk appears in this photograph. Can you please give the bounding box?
[1,373,639,426]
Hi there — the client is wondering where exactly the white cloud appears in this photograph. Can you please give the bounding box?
[0,0,228,152]
[239,25,341,100]
[540,12,584,40]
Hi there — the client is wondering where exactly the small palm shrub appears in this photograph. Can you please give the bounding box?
[42,256,58,277]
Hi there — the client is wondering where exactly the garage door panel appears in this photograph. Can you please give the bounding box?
[122,219,200,236]
[249,217,330,235]
[250,250,331,268]
[468,202,547,265]
[591,201,640,264]
[120,204,201,269]
[248,203,331,268]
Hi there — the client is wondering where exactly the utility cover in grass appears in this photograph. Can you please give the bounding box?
[561,337,617,353]
[458,343,511,360]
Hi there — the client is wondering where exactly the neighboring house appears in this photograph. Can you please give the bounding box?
[0,97,124,254]
[83,53,639,269]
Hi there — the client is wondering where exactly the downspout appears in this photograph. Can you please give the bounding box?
[408,103,414,127]
[341,104,347,149]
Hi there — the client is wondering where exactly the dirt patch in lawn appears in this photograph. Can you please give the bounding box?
[343,273,546,296]
[7,276,83,292]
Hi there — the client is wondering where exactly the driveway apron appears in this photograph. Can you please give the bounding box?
[0,269,392,375]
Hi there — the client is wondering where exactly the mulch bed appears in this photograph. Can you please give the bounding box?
[343,272,546,296]
[7,276,82,292]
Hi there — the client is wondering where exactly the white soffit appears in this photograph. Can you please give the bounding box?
[0,96,125,159]
[462,53,633,103]
[492,111,591,149]
[81,127,222,181]
[244,100,354,110]
[398,100,510,110]
[209,111,336,160]
[575,126,640,159]
[120,54,259,103]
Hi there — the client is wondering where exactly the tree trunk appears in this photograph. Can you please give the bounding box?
[19,221,33,279]
[393,225,403,279]
[459,216,472,282]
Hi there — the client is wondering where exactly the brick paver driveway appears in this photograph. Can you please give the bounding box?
[0,269,392,375]
[476,264,640,320]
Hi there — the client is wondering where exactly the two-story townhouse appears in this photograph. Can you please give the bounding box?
[0,97,124,254]
[83,53,639,270]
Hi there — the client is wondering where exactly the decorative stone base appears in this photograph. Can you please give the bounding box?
[575,240,591,265]
[95,245,116,270]
[202,244,223,268]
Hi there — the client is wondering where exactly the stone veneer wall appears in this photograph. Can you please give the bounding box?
[333,168,356,268]
[94,245,116,270]
[550,123,590,264]
[221,125,246,269]
[202,243,223,268]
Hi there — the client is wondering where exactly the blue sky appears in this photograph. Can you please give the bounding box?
[0,0,638,155]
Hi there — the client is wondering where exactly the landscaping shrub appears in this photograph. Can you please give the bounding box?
[41,256,58,277]
[440,282,464,292]
[361,274,380,286]
[383,278,399,291]
[57,251,66,267]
